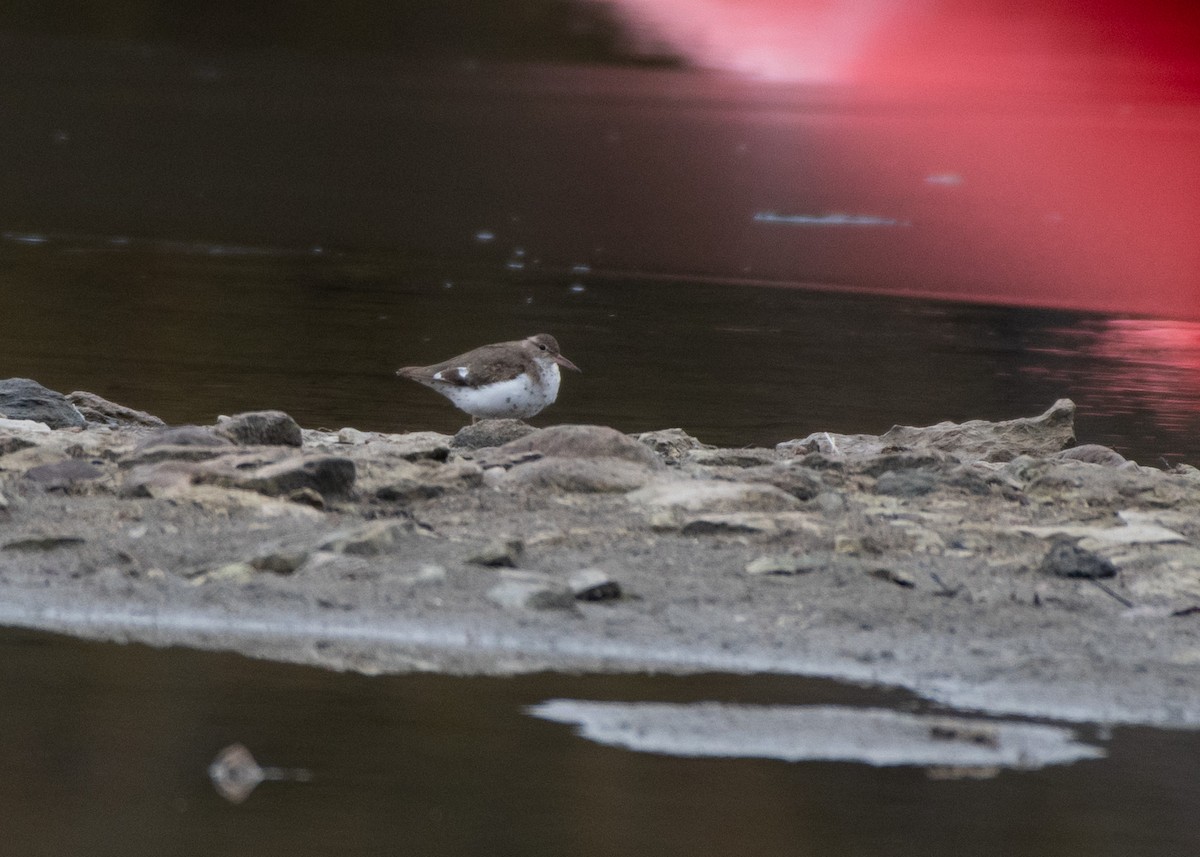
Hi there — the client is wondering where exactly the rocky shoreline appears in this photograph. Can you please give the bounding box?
[2,378,1199,728]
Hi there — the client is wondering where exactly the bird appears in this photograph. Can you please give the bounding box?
[396,333,580,420]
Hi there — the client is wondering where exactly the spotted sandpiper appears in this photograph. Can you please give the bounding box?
[396,333,580,420]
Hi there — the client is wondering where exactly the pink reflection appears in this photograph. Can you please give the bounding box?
[1037,319,1200,432]
[610,0,1200,318]
[615,0,908,81]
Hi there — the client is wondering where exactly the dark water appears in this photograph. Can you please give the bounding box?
[1,627,1198,857]
[2,237,1200,465]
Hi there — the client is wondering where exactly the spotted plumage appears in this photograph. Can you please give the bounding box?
[396,333,580,420]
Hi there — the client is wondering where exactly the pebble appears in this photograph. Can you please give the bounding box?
[487,573,577,611]
[467,537,525,568]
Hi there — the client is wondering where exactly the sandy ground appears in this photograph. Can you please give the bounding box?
[2,394,1199,730]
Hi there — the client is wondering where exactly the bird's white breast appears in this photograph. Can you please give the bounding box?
[440,361,560,419]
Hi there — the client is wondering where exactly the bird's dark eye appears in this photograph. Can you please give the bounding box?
[538,344,547,351]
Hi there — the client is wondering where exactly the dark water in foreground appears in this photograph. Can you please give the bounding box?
[2,238,1200,465]
[1,627,1198,857]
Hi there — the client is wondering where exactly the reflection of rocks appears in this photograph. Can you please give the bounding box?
[6,382,1200,727]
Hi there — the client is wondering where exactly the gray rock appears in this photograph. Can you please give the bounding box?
[487,573,577,611]
[1055,444,1128,467]
[234,455,357,499]
[136,425,234,451]
[1039,537,1118,579]
[568,568,622,601]
[336,427,373,445]
[467,537,525,568]
[857,451,956,477]
[732,464,825,500]
[880,399,1076,462]
[875,469,939,497]
[119,461,199,497]
[495,424,660,467]
[636,428,710,464]
[0,378,85,429]
[368,460,483,502]
[22,459,106,492]
[681,513,785,535]
[777,431,883,458]
[66,391,165,428]
[216,411,303,447]
[493,457,656,493]
[684,448,778,468]
[249,550,310,574]
[452,419,538,450]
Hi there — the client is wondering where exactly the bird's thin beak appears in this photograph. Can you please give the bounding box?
[555,353,581,373]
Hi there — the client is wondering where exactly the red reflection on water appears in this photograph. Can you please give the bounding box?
[1036,319,1200,436]
[613,1,1200,319]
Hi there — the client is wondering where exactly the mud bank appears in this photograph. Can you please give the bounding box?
[2,380,1199,728]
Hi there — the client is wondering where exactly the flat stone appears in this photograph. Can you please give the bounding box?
[684,448,778,468]
[493,457,656,493]
[216,411,303,447]
[1056,444,1128,466]
[234,455,356,499]
[627,480,802,514]
[452,419,537,450]
[368,459,483,502]
[467,537,525,568]
[495,424,660,467]
[22,459,106,491]
[0,418,51,435]
[0,378,86,429]
[680,513,788,535]
[745,554,823,576]
[375,431,452,462]
[66,391,165,427]
[880,399,1076,462]
[135,426,234,451]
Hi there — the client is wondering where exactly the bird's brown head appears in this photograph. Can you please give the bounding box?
[527,334,580,372]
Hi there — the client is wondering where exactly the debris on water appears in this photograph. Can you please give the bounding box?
[208,743,313,804]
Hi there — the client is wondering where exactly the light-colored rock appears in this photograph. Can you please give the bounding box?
[362,459,483,502]
[745,554,822,576]
[880,399,1076,462]
[495,424,660,467]
[216,411,303,447]
[627,480,803,514]
[452,419,537,450]
[0,417,51,434]
[66,391,165,427]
